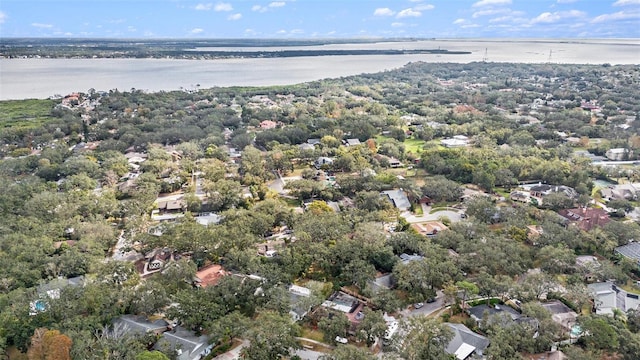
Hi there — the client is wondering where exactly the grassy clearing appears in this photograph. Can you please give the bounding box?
[403,137,427,154]
[0,99,57,129]
[301,327,326,343]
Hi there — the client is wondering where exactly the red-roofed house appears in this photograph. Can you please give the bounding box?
[195,264,229,287]
[558,207,610,231]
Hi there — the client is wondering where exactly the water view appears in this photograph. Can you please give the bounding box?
[1,39,638,100]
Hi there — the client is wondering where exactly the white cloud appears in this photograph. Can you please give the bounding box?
[414,4,435,11]
[557,0,578,3]
[269,1,286,7]
[252,5,267,12]
[0,11,6,24]
[462,24,481,28]
[194,3,212,11]
[228,13,242,20]
[453,18,466,24]
[531,10,586,24]
[374,8,395,16]
[591,10,640,23]
[489,16,511,23]
[32,23,53,28]
[190,28,204,34]
[473,0,511,7]
[290,29,304,34]
[276,29,287,34]
[397,8,422,18]
[127,26,137,32]
[614,0,640,5]
[473,8,524,18]
[215,2,233,11]
[391,22,405,27]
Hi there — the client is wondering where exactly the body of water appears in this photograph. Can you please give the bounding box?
[1,39,639,100]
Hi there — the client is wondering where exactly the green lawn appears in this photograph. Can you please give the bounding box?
[0,99,57,129]
[404,137,427,154]
[375,135,426,155]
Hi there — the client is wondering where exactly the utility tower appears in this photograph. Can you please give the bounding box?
[547,50,553,64]
[482,48,488,62]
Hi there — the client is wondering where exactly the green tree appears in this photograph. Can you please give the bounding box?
[319,312,351,344]
[393,317,453,360]
[241,311,300,360]
[355,309,387,346]
[320,345,376,360]
[135,351,170,360]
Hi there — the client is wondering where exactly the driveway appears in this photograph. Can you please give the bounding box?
[400,290,446,318]
[401,204,463,224]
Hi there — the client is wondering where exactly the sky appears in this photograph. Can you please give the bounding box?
[0,0,639,39]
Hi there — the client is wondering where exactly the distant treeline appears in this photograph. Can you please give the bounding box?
[0,37,468,59]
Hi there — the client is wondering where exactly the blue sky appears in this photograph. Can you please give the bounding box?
[1,0,639,38]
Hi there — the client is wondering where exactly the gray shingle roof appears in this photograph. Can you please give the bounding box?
[445,323,490,360]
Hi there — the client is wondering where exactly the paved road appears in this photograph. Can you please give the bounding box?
[400,290,446,318]
[294,348,327,360]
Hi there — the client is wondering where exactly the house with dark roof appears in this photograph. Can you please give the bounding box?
[615,242,640,265]
[529,184,577,200]
[467,303,523,328]
[540,300,578,332]
[558,207,610,231]
[445,323,490,360]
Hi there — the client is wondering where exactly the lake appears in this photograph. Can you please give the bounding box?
[1,39,639,100]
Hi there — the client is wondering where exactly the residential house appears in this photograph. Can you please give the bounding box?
[399,253,424,265]
[113,315,169,336]
[601,183,640,201]
[343,138,361,147]
[154,327,213,360]
[368,273,394,294]
[441,135,470,148]
[381,189,411,211]
[558,207,610,231]
[588,281,640,315]
[540,300,578,333]
[615,242,640,265]
[30,276,85,315]
[411,221,448,237]
[157,199,187,213]
[445,323,490,360]
[467,303,522,325]
[322,291,362,315]
[510,190,531,203]
[289,284,312,321]
[298,143,315,151]
[314,156,334,169]
[194,264,229,288]
[605,148,630,161]
[529,184,577,200]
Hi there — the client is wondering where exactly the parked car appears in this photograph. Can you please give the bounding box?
[414,302,424,309]
[335,336,348,344]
